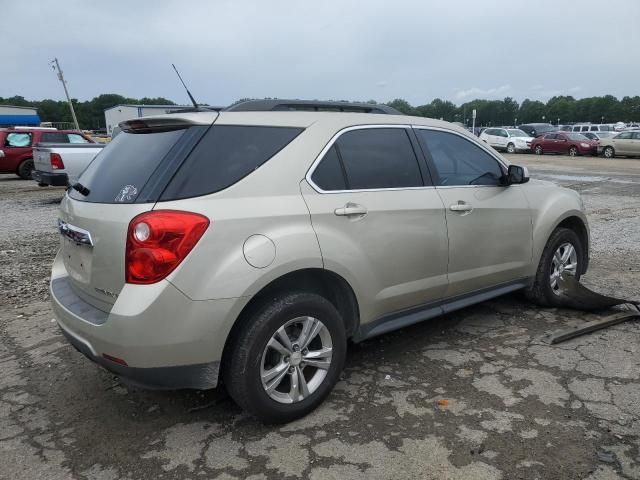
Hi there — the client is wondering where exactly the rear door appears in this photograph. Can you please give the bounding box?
[302,126,449,324]
[414,127,533,298]
[631,132,640,155]
[495,129,509,150]
[612,132,634,155]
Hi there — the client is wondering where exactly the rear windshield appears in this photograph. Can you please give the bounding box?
[159,125,303,201]
[69,128,192,203]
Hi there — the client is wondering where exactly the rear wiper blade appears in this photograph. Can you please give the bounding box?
[71,182,90,196]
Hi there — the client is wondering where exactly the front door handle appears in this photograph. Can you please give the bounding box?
[450,202,473,213]
[335,203,367,217]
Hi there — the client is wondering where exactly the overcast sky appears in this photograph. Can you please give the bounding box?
[3,0,639,106]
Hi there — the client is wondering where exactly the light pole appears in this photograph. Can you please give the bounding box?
[557,117,560,126]
[50,58,80,131]
[515,117,518,128]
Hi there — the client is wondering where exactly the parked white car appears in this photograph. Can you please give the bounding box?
[479,128,533,153]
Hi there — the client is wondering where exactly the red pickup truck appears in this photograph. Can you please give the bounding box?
[0,127,93,179]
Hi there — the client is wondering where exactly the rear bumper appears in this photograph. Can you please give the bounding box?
[33,170,68,186]
[50,252,244,389]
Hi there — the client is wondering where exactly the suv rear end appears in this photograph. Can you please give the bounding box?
[51,111,321,390]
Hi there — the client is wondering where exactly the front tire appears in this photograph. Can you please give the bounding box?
[526,227,584,307]
[568,146,578,157]
[507,143,516,154]
[17,158,34,180]
[223,292,346,423]
[534,145,543,155]
[603,146,615,158]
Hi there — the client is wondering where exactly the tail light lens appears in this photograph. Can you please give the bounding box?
[126,210,210,284]
[50,153,65,170]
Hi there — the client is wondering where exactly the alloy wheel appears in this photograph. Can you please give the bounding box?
[549,242,578,295]
[260,316,333,404]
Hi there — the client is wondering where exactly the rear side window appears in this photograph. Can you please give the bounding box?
[417,129,504,186]
[328,128,423,190]
[70,128,191,203]
[160,126,303,200]
[5,132,32,147]
[69,133,90,143]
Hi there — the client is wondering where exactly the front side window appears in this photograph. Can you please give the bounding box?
[616,132,632,140]
[5,132,32,147]
[329,128,423,190]
[416,129,504,186]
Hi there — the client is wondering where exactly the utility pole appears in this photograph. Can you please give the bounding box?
[50,58,80,131]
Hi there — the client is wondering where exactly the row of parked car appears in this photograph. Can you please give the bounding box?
[479,123,640,158]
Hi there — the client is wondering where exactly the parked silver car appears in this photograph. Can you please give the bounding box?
[50,101,589,422]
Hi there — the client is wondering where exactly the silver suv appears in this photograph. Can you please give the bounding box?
[51,100,589,423]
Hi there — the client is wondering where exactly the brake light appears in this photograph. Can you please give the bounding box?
[50,153,65,170]
[125,210,210,284]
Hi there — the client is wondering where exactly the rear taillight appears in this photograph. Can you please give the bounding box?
[50,153,65,170]
[125,210,210,284]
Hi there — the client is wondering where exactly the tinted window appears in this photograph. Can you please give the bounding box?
[332,128,422,190]
[5,132,31,147]
[70,128,190,203]
[311,146,347,191]
[498,130,508,137]
[417,129,504,186]
[544,134,557,140]
[160,125,303,200]
[633,132,640,140]
[616,132,632,139]
[68,133,89,143]
[41,132,70,143]
[581,126,590,132]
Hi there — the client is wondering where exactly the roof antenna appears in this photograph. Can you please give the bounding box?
[171,64,198,109]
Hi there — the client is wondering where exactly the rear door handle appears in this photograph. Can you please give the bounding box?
[334,203,367,217]
[450,202,473,213]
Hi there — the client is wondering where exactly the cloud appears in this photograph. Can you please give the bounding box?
[455,85,512,100]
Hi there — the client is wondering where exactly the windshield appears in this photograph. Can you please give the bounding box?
[507,129,528,137]
[566,133,589,141]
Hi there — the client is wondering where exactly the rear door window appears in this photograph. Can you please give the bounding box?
[68,133,90,143]
[416,129,504,186]
[160,125,303,200]
[310,146,347,191]
[41,132,70,143]
[331,128,423,190]
[5,132,32,147]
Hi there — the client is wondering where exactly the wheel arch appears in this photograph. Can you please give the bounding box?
[220,268,360,372]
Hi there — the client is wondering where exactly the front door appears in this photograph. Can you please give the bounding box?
[302,126,449,325]
[414,127,533,298]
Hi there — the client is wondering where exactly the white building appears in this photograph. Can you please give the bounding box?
[104,104,193,134]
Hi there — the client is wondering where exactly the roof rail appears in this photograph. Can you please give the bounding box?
[225,99,403,115]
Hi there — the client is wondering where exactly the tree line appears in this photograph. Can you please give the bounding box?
[0,94,175,130]
[1,93,639,129]
[386,95,640,126]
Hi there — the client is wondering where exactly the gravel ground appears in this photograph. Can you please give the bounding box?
[0,154,639,480]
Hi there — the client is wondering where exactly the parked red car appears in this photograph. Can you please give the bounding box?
[0,127,93,179]
[531,132,597,157]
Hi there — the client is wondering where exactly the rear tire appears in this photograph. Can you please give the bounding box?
[507,143,516,154]
[223,292,346,423]
[526,227,584,307]
[603,146,615,158]
[17,158,34,180]
[534,145,543,155]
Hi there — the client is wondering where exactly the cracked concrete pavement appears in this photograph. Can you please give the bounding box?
[0,154,638,479]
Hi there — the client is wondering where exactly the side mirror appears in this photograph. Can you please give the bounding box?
[505,165,530,185]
